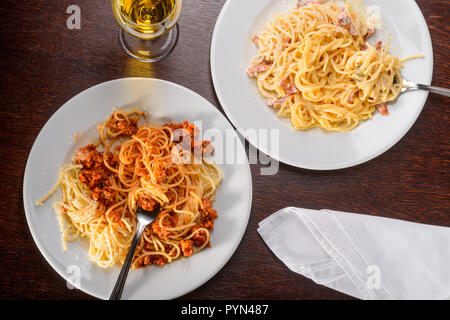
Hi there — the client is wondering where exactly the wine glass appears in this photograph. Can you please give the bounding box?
[111,0,182,62]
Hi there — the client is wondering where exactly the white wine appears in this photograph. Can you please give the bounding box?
[112,0,181,39]
[120,0,175,27]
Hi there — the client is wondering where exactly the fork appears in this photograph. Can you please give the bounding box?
[402,79,450,97]
[109,205,160,300]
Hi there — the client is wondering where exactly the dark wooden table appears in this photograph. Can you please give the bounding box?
[0,0,448,300]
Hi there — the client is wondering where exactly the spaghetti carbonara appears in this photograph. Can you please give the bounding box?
[247,0,415,131]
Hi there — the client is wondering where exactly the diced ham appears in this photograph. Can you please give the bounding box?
[349,24,358,36]
[375,103,389,115]
[365,28,375,39]
[267,97,288,108]
[285,83,298,95]
[348,90,357,104]
[376,41,383,51]
[338,8,359,36]
[277,77,288,87]
[247,62,271,78]
[278,77,299,95]
[267,77,299,107]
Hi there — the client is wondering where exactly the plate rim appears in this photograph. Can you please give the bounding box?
[210,0,434,170]
[23,77,253,299]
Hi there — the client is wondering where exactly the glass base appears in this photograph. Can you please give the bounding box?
[118,24,179,63]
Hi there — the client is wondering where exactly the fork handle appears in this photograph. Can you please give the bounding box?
[415,84,450,97]
[109,222,144,300]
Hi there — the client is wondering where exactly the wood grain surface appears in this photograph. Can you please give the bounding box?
[0,0,448,300]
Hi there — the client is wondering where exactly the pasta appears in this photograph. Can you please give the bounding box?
[37,109,222,269]
[247,0,414,131]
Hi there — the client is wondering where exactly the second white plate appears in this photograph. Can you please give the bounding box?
[211,0,433,170]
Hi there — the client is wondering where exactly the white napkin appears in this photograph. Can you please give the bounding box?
[257,207,450,300]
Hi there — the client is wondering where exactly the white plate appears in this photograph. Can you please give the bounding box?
[211,0,433,170]
[23,78,252,300]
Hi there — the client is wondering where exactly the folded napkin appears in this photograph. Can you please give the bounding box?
[257,207,450,300]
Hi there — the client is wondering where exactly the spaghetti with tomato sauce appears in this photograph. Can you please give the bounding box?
[37,109,223,269]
